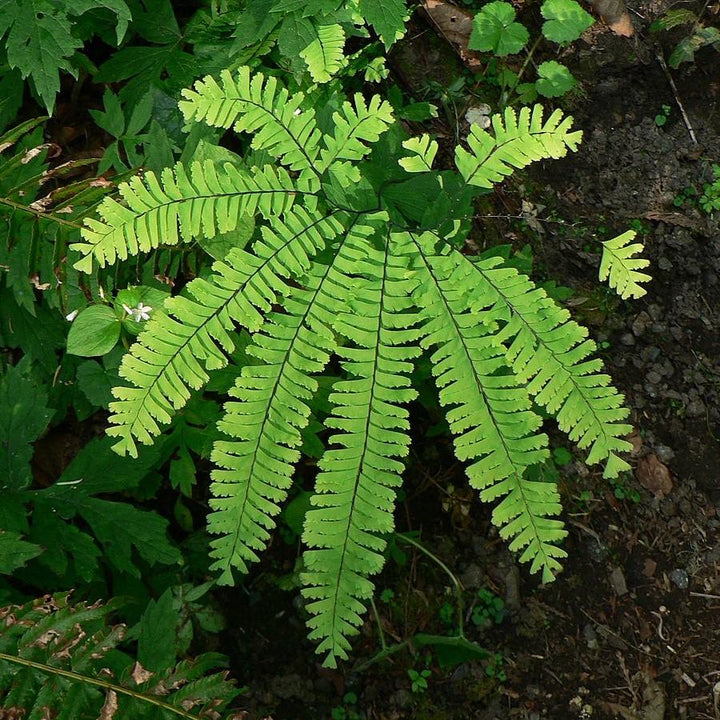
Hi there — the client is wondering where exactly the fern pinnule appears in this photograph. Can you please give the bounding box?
[209,227,369,581]
[468,255,633,477]
[108,208,344,457]
[455,105,582,189]
[179,67,324,173]
[301,231,422,667]
[73,160,298,273]
[409,232,565,580]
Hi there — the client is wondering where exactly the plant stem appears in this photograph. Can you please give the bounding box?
[0,652,201,719]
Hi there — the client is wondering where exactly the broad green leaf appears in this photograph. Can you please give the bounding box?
[138,588,178,672]
[0,530,42,573]
[469,2,529,55]
[76,360,115,408]
[0,365,53,491]
[358,0,409,47]
[541,0,594,43]
[535,61,576,97]
[668,26,720,67]
[67,305,121,357]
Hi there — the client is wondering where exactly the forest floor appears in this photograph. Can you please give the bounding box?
[226,2,720,719]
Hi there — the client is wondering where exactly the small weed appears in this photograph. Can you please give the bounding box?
[471,588,506,627]
[380,588,395,604]
[628,218,652,235]
[609,475,641,503]
[673,185,698,209]
[438,601,455,628]
[654,104,671,127]
[699,164,720,215]
[331,692,360,720]
[408,668,432,694]
[484,653,507,682]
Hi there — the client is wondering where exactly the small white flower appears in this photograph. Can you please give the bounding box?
[65,309,79,322]
[123,302,152,322]
[99,286,105,300]
[293,108,302,116]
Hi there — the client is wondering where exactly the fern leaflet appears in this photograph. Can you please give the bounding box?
[600,229,650,299]
[455,105,582,188]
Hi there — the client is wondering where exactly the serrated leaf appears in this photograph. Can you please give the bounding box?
[138,589,177,672]
[0,365,53,492]
[357,0,409,47]
[599,230,651,299]
[535,61,576,97]
[469,2,529,55]
[541,0,594,43]
[0,530,42,573]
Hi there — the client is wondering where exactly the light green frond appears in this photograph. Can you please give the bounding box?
[179,67,324,173]
[300,23,346,83]
[319,94,395,171]
[600,230,651,299]
[455,104,582,189]
[301,231,421,668]
[464,252,632,477]
[399,135,438,173]
[208,231,362,583]
[408,232,564,582]
[107,208,345,457]
[72,160,298,272]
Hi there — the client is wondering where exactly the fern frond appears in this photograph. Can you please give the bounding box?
[0,594,239,719]
[72,160,298,272]
[455,105,582,188]
[399,135,438,173]
[463,252,632,477]
[600,230,651,299]
[301,230,422,667]
[107,208,345,457]
[409,232,565,581]
[300,23,346,83]
[319,94,395,171]
[208,228,367,583]
[179,67,324,173]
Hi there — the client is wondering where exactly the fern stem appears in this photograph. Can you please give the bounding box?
[0,196,84,229]
[395,533,465,638]
[0,652,203,719]
[369,596,388,652]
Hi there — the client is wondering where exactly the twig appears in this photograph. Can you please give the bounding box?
[656,51,697,144]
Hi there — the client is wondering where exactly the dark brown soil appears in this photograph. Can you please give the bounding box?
[224,7,720,720]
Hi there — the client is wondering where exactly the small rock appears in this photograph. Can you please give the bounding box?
[620,332,636,346]
[669,569,689,590]
[636,454,673,498]
[632,311,651,336]
[460,563,485,589]
[583,623,599,649]
[646,370,662,385]
[610,566,628,596]
[686,399,706,418]
[655,444,675,463]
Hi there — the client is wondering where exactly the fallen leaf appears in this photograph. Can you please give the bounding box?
[635,454,673,498]
[589,0,635,36]
[422,0,483,68]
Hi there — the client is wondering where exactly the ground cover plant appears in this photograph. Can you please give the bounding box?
[4,0,719,717]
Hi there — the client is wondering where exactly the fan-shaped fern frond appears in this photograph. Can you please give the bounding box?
[462,253,633,477]
[208,219,379,583]
[600,230,650,299]
[179,67,324,173]
[108,207,345,456]
[300,22,346,83]
[0,594,239,719]
[73,160,299,272]
[455,105,582,188]
[301,231,422,667]
[319,94,395,171]
[409,232,566,581]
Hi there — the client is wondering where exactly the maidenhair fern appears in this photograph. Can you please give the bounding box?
[71,66,648,667]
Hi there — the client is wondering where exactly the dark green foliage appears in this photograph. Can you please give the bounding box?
[0,593,240,719]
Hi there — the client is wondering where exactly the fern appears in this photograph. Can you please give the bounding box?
[600,229,650,299]
[72,67,642,666]
[0,593,240,719]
